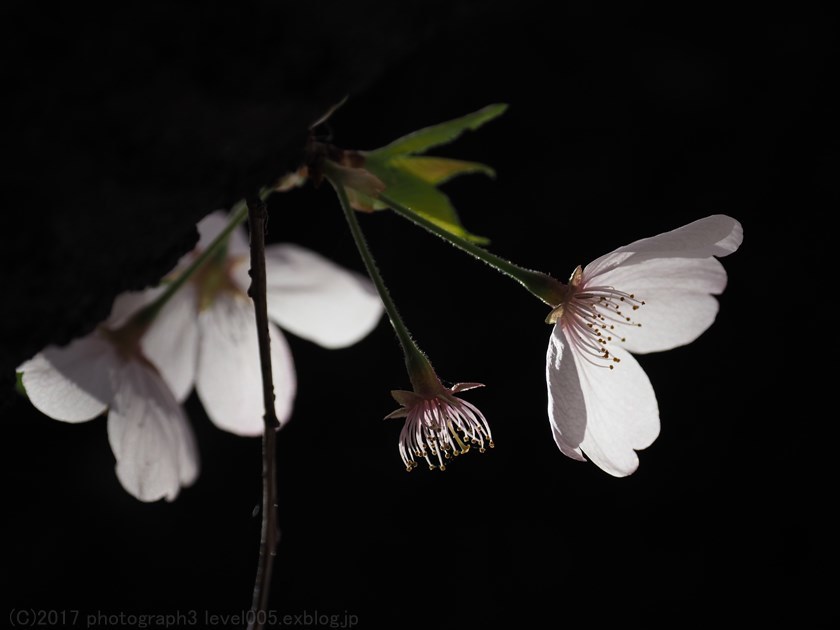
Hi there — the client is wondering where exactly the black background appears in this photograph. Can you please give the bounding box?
[3,2,834,627]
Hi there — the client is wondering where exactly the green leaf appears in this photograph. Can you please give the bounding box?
[368,103,508,159]
[356,103,506,242]
[391,156,495,185]
[367,159,489,244]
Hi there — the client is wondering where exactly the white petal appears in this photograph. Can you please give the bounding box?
[593,257,727,353]
[546,329,587,462]
[595,256,728,295]
[164,211,249,282]
[585,215,742,279]
[264,244,382,349]
[107,360,199,502]
[228,255,252,294]
[19,333,115,423]
[547,326,659,477]
[196,293,296,436]
[196,210,250,258]
[106,287,163,328]
[141,283,199,401]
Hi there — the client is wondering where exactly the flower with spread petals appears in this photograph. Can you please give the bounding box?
[386,381,493,471]
[143,211,383,435]
[19,293,199,502]
[545,214,743,476]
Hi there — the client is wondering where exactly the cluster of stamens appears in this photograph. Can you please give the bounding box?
[558,269,645,369]
[399,395,494,472]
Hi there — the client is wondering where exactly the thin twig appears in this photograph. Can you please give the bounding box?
[246,194,280,630]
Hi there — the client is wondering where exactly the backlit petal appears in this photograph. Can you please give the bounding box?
[196,294,296,436]
[107,360,199,502]
[142,283,199,401]
[593,257,727,353]
[546,328,587,461]
[619,290,719,354]
[585,215,742,279]
[595,256,728,295]
[548,326,659,476]
[264,244,382,348]
[19,333,115,423]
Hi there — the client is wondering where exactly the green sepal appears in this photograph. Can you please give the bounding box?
[15,371,27,397]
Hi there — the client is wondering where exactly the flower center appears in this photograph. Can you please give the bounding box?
[192,249,247,310]
[400,395,494,472]
[99,318,160,372]
[100,319,146,362]
[554,265,645,369]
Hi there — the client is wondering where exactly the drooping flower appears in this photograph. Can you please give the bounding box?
[19,293,199,502]
[545,214,743,477]
[143,211,384,435]
[386,381,493,471]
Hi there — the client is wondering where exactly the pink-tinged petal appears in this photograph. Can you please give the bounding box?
[450,382,484,393]
[196,294,296,436]
[592,257,727,353]
[385,390,420,418]
[107,360,199,502]
[391,389,421,407]
[170,395,200,489]
[196,210,249,258]
[141,283,199,401]
[548,326,660,476]
[264,244,383,349]
[19,334,115,423]
[585,215,743,279]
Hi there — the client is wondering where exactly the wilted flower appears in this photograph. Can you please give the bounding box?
[386,381,493,471]
[143,211,383,435]
[545,214,743,476]
[19,293,198,502]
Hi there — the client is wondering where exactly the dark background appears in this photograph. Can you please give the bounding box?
[3,2,834,627]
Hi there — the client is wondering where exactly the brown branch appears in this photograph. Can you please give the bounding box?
[246,194,280,630]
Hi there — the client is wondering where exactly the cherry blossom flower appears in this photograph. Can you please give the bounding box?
[386,381,493,471]
[19,293,199,502]
[143,211,383,436]
[545,214,743,477]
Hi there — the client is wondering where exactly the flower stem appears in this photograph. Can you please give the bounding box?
[379,192,567,306]
[245,194,280,630]
[329,178,438,392]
